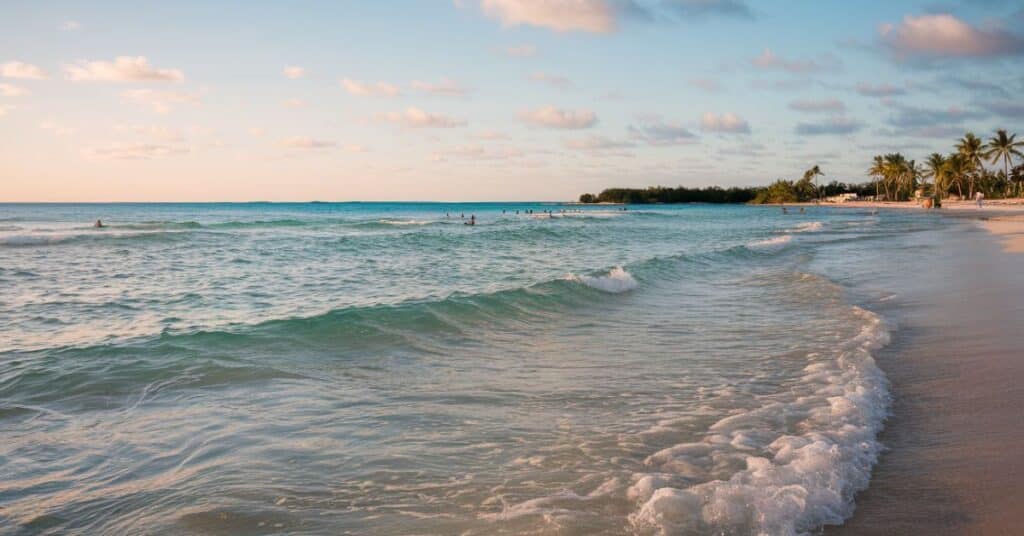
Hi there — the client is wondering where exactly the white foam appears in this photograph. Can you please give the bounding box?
[567,266,638,293]
[0,234,77,247]
[628,306,891,535]
[749,234,793,248]
[379,219,433,226]
[792,221,823,233]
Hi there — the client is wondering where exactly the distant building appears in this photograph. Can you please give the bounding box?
[824,193,859,203]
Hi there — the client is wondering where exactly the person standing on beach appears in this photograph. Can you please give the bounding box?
[976,191,984,208]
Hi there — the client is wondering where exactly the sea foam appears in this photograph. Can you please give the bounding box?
[748,234,793,248]
[628,306,890,535]
[567,266,638,293]
[793,221,823,233]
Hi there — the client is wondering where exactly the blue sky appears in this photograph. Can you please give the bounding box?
[1,0,1022,201]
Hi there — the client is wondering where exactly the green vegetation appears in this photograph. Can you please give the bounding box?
[579,186,760,204]
[579,129,1024,205]
[868,128,1024,201]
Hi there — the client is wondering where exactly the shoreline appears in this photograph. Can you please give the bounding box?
[829,208,1024,535]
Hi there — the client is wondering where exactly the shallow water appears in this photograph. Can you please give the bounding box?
[0,203,958,534]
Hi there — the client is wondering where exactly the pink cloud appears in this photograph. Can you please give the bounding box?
[879,14,1024,60]
[480,0,616,33]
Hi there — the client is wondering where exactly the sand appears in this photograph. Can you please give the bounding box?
[978,215,1024,253]
[827,209,1024,535]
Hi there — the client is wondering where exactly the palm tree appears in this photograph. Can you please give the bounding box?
[956,132,984,198]
[867,155,885,200]
[883,153,910,200]
[923,153,947,199]
[945,153,967,199]
[803,165,824,201]
[983,129,1024,196]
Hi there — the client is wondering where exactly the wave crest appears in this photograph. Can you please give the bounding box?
[566,266,638,293]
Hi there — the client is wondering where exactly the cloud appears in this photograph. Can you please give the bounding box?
[480,0,617,33]
[795,117,863,135]
[883,101,985,128]
[980,99,1024,118]
[0,83,29,97]
[283,66,306,79]
[61,20,81,31]
[40,121,75,136]
[280,137,337,149]
[64,56,184,82]
[472,130,510,140]
[855,82,906,97]
[122,89,201,113]
[564,135,635,151]
[477,0,753,33]
[283,98,307,109]
[748,78,808,91]
[520,106,597,129]
[505,44,538,57]
[1,61,47,80]
[700,112,750,133]
[383,107,466,128]
[431,144,525,161]
[788,98,846,113]
[667,0,753,19]
[81,143,189,160]
[629,118,698,145]
[343,144,368,153]
[529,72,574,89]
[411,78,468,97]
[938,75,1011,98]
[0,104,12,117]
[249,127,267,137]
[750,48,835,73]
[115,124,183,141]
[718,141,766,157]
[878,13,1024,61]
[340,78,401,97]
[689,78,723,92]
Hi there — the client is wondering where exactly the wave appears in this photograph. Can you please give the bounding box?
[378,218,436,226]
[0,230,193,248]
[748,234,793,249]
[627,303,890,535]
[110,221,202,230]
[792,221,823,233]
[566,266,638,293]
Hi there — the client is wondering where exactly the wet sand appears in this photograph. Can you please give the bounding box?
[978,215,1024,253]
[829,216,1024,535]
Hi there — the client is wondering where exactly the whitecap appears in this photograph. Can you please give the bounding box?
[378,219,433,226]
[792,221,823,233]
[566,266,638,293]
[748,234,793,248]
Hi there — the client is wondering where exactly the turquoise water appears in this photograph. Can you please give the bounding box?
[0,203,950,534]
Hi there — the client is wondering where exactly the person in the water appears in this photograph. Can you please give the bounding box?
[94,219,104,228]
[465,215,475,226]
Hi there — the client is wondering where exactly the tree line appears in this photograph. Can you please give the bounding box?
[872,129,1024,202]
[579,129,1023,205]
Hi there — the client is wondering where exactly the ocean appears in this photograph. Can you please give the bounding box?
[0,202,962,534]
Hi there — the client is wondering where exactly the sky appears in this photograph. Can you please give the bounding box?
[1,0,1023,202]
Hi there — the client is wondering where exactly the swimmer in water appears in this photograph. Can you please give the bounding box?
[94,219,104,228]
[465,214,476,226]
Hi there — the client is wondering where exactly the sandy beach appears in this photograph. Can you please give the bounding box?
[828,207,1024,535]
